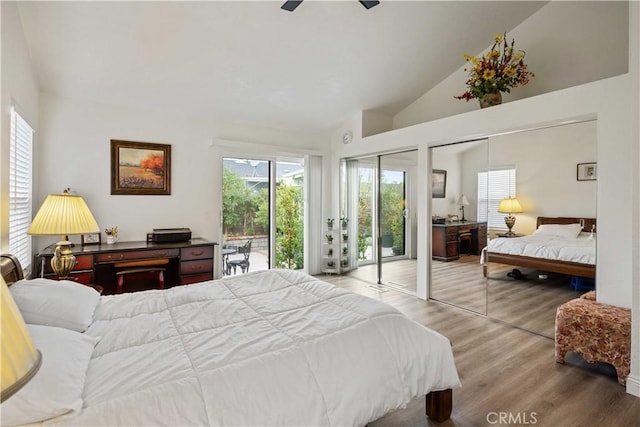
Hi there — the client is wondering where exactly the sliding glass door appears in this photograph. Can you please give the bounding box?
[341,150,417,294]
[222,157,304,275]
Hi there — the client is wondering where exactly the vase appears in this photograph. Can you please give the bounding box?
[106,235,118,245]
[479,92,502,108]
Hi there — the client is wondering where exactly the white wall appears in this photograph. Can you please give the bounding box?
[393,1,629,130]
[34,93,330,258]
[0,1,40,252]
[431,147,463,218]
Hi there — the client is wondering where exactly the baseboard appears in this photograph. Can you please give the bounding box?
[626,374,640,397]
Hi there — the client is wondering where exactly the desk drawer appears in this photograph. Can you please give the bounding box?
[180,246,214,261]
[180,272,213,285]
[95,249,179,263]
[43,254,94,274]
[180,259,213,275]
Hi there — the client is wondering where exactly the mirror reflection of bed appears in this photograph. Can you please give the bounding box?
[430,120,597,338]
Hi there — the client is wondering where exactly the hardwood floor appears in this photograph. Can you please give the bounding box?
[318,274,640,427]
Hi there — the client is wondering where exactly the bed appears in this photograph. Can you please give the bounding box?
[0,254,460,426]
[482,217,596,279]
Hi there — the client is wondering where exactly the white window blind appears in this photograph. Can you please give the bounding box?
[9,106,34,270]
[477,168,516,229]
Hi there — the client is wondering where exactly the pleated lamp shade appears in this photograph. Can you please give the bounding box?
[27,192,99,238]
[497,197,523,214]
[1,278,42,402]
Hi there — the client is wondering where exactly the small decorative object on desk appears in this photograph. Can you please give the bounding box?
[105,226,118,244]
[455,32,534,108]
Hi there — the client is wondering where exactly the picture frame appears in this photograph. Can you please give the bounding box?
[111,140,171,195]
[81,233,101,246]
[577,162,597,181]
[432,169,447,198]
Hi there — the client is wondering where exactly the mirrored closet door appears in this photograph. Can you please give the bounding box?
[429,140,489,315]
[428,121,597,338]
[485,120,597,337]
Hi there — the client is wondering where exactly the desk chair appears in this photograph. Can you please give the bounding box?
[226,239,252,275]
[458,231,473,256]
[114,258,169,294]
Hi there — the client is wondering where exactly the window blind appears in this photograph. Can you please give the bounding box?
[477,168,516,229]
[9,107,34,270]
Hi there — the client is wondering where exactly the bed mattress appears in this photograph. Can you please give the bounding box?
[46,269,460,426]
[486,234,595,265]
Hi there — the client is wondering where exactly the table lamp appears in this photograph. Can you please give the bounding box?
[27,190,99,279]
[1,278,42,402]
[457,195,470,222]
[498,197,523,236]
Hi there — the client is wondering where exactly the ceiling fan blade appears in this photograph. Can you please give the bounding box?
[281,1,303,12]
[359,1,380,9]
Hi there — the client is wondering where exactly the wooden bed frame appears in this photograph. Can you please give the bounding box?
[483,217,596,279]
[0,252,453,423]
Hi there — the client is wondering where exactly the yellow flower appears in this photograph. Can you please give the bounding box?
[489,50,500,59]
[514,51,525,60]
[463,54,472,62]
[483,69,495,80]
[505,67,516,77]
[470,57,480,65]
[494,34,503,43]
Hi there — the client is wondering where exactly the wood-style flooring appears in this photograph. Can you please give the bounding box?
[318,273,639,427]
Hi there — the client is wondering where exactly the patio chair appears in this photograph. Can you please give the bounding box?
[226,239,252,275]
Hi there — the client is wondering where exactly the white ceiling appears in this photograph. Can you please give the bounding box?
[16,1,547,133]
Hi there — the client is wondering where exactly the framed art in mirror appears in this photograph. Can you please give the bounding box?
[111,140,171,195]
[432,169,447,198]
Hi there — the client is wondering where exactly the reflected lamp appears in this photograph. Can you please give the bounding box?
[1,278,42,402]
[457,195,470,222]
[497,197,523,236]
[27,190,99,279]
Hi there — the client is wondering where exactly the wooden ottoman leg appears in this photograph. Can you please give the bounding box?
[426,389,452,422]
[117,274,124,294]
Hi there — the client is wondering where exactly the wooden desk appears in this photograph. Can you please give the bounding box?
[34,238,218,295]
[432,221,487,262]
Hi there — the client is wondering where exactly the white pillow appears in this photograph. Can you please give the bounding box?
[9,278,101,332]
[534,223,583,239]
[1,324,96,426]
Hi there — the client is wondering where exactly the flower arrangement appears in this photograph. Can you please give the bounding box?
[340,216,348,228]
[327,218,334,228]
[104,226,118,237]
[455,33,534,102]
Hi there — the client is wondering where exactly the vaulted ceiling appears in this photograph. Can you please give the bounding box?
[16,1,546,132]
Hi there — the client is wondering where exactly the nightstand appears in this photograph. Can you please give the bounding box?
[497,233,525,238]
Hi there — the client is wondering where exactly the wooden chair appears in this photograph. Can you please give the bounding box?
[114,258,169,294]
[458,231,472,256]
[226,239,252,275]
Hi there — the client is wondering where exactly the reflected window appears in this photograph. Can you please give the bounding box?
[477,167,516,229]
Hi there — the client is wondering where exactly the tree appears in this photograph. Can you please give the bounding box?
[223,167,253,235]
[272,182,304,269]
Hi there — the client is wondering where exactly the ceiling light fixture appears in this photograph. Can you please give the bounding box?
[281,1,379,12]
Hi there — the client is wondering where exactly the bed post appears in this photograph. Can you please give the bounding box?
[425,389,452,422]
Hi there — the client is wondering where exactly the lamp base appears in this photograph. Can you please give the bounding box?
[51,240,76,279]
[504,214,517,236]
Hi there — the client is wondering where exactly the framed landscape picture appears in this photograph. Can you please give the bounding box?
[111,140,171,195]
[432,169,447,198]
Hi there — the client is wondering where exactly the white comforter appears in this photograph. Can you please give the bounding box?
[48,269,460,426]
[486,234,595,265]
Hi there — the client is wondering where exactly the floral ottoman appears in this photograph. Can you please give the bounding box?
[555,291,631,386]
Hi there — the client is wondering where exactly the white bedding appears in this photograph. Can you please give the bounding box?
[485,234,595,265]
[45,269,460,426]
